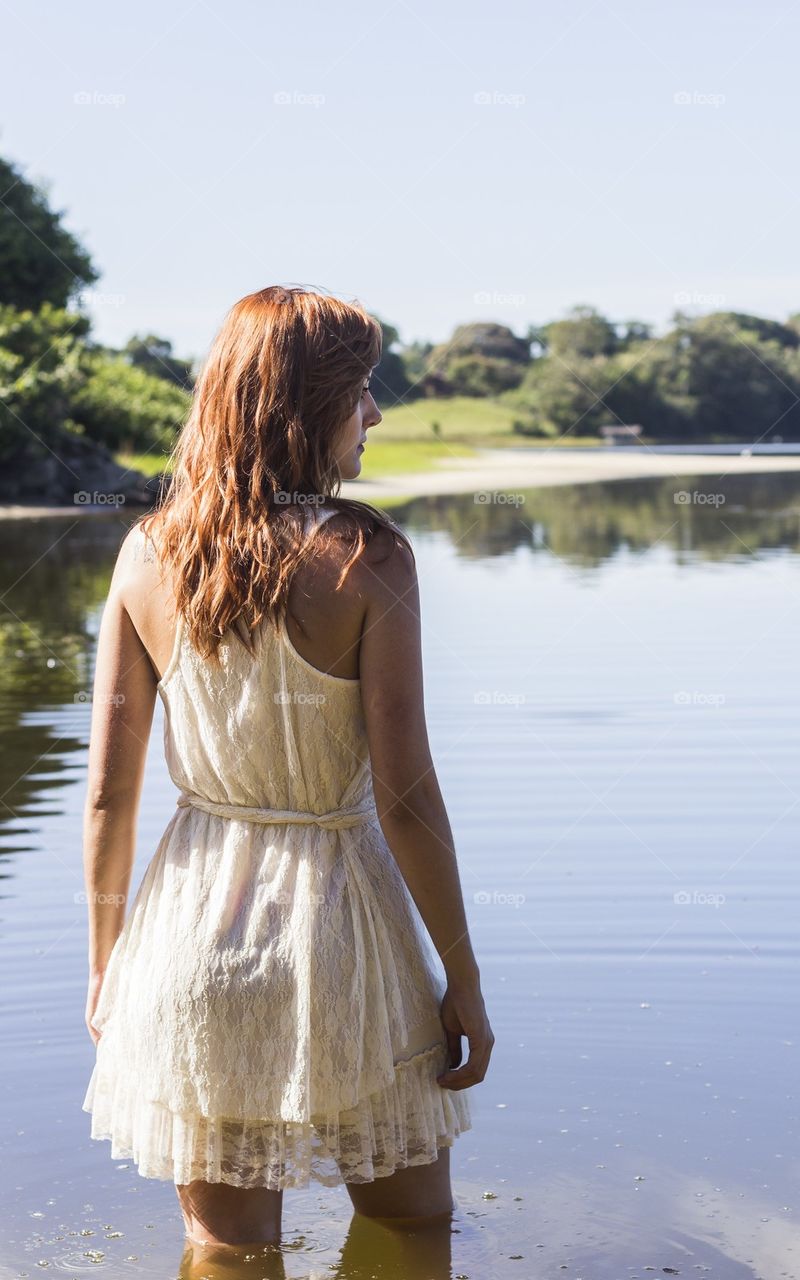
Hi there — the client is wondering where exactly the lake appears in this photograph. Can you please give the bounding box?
[1,470,798,1279]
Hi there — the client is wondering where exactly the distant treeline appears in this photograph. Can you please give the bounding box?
[401,309,800,442]
[2,149,798,468]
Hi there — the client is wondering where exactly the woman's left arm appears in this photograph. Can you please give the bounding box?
[83,534,158,1039]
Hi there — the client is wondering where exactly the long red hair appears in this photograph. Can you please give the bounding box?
[136,285,413,661]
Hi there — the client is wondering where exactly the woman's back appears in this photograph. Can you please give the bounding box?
[133,502,381,687]
[156,504,373,816]
[82,500,472,1189]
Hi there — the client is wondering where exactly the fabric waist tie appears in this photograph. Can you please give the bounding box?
[175,790,374,831]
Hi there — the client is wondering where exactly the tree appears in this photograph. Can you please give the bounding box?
[701,311,799,350]
[442,353,526,397]
[786,313,800,341]
[675,313,800,439]
[631,312,800,441]
[0,156,98,310]
[441,322,531,364]
[539,305,619,359]
[423,322,530,397]
[509,353,612,437]
[371,317,411,405]
[399,339,434,391]
[617,319,653,347]
[123,334,195,388]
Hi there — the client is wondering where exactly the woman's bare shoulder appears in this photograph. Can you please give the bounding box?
[113,522,173,617]
[121,521,160,564]
[323,508,414,581]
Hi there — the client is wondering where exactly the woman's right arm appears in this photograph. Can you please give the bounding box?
[357,530,494,1091]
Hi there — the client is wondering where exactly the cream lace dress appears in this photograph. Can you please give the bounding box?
[82,506,472,1189]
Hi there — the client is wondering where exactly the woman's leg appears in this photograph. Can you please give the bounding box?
[178,1236,288,1280]
[339,1149,455,1278]
[336,1208,454,1278]
[344,1144,454,1221]
[175,1179,284,1246]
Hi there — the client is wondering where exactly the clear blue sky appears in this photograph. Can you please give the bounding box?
[3,0,798,362]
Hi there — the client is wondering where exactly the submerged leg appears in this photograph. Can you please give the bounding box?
[336,1210,454,1277]
[175,1179,284,1247]
[178,1237,287,1280]
[339,1148,455,1278]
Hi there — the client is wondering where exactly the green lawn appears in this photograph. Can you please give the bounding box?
[358,438,476,473]
[117,439,475,479]
[115,396,600,481]
[374,396,599,448]
[375,395,520,441]
[116,450,173,478]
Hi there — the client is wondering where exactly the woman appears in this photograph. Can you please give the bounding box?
[81,284,494,1249]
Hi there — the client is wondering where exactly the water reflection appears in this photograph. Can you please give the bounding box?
[387,472,800,564]
[178,1210,455,1280]
[0,513,124,865]
[5,473,777,866]
[1,473,799,1278]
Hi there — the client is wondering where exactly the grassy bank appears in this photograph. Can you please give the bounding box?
[116,438,475,478]
[115,396,601,481]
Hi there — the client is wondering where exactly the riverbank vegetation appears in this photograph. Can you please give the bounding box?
[2,149,799,500]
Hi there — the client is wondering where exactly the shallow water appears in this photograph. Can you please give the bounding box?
[0,473,798,1279]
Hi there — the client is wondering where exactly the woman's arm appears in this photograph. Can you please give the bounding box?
[83,532,159,1037]
[358,531,494,1090]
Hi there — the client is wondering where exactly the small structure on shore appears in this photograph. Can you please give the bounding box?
[600,424,643,446]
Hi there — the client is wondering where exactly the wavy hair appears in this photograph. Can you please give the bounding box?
[135,285,413,662]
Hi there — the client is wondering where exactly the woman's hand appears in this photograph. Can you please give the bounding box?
[85,969,106,1046]
[436,978,494,1090]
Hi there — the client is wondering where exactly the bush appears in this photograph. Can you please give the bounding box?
[71,352,191,452]
[0,303,91,461]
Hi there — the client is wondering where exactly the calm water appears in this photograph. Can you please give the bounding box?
[1,473,798,1279]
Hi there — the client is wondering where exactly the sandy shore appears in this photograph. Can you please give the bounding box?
[342,447,800,503]
[2,449,800,517]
